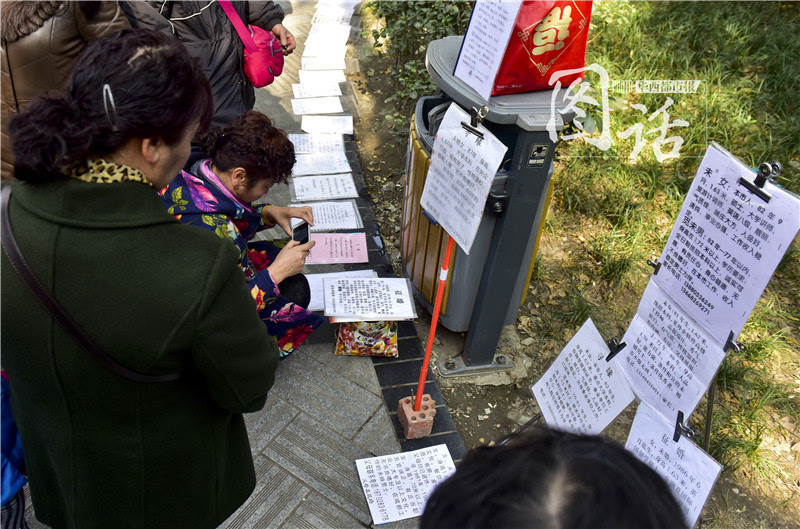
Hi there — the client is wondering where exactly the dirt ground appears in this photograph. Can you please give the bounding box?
[349,38,799,529]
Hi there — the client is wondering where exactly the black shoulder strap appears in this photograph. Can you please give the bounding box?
[1,186,181,383]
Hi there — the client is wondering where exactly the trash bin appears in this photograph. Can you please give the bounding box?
[400,36,574,374]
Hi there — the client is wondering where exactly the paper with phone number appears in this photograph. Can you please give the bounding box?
[291,173,358,201]
[288,134,345,154]
[290,200,363,232]
[356,445,456,524]
[323,277,416,320]
[292,151,350,176]
[306,232,368,264]
[306,269,377,311]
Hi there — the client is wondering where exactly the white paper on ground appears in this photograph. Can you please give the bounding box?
[298,69,347,85]
[419,104,507,254]
[356,445,456,525]
[532,318,635,435]
[292,83,343,99]
[323,277,417,320]
[626,403,722,528]
[306,269,377,311]
[292,151,350,176]
[302,55,347,71]
[288,133,345,154]
[291,97,343,115]
[290,200,362,231]
[301,115,353,135]
[290,173,358,201]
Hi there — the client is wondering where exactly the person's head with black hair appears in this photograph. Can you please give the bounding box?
[9,28,213,186]
[421,428,687,529]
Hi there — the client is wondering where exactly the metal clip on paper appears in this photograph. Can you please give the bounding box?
[723,331,745,353]
[739,161,781,204]
[461,106,488,139]
[646,259,662,275]
[673,410,698,442]
[605,339,627,362]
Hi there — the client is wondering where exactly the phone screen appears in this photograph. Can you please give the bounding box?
[292,221,309,244]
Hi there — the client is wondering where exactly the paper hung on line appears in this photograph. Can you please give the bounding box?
[290,97,343,115]
[306,269,377,312]
[292,83,342,99]
[288,133,345,154]
[419,104,507,254]
[356,445,456,524]
[301,115,353,135]
[532,318,635,435]
[302,55,346,71]
[306,232,368,264]
[323,277,417,321]
[654,143,800,344]
[290,200,363,232]
[616,280,726,424]
[453,0,523,102]
[290,173,358,201]
[292,151,350,176]
[298,69,346,85]
[626,403,722,528]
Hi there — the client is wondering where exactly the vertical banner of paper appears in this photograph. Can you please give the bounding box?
[532,318,635,435]
[626,403,722,528]
[419,104,507,254]
[453,0,523,102]
[654,143,800,344]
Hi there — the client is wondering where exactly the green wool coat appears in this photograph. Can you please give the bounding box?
[1,178,280,528]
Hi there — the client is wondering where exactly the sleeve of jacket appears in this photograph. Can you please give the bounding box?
[247,1,284,30]
[75,1,132,41]
[191,241,280,414]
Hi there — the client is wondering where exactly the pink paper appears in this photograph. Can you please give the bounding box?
[307,232,368,264]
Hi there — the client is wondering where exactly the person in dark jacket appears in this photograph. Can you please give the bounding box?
[0,1,130,180]
[121,1,296,126]
[1,29,279,529]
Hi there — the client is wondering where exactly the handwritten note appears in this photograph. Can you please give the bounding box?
[292,83,343,99]
[356,445,456,524]
[302,115,353,135]
[307,232,368,264]
[302,56,346,71]
[288,133,345,154]
[291,200,363,232]
[323,277,416,321]
[532,319,635,435]
[291,173,358,201]
[299,69,346,86]
[292,151,350,176]
[626,403,722,528]
[419,104,507,254]
[306,269,377,311]
[291,97,343,115]
[654,144,800,344]
[453,0,523,101]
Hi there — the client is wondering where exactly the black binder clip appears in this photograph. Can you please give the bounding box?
[723,330,745,354]
[646,259,662,275]
[461,106,488,139]
[738,161,781,204]
[605,339,626,362]
[672,411,698,442]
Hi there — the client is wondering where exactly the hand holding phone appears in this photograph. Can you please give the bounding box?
[292,221,309,244]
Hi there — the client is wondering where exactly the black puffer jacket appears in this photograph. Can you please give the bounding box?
[121,1,283,126]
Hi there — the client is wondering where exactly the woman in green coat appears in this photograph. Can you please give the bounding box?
[1,29,279,528]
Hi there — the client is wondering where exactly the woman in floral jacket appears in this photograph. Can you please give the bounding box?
[161,110,323,357]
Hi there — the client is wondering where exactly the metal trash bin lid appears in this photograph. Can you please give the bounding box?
[426,36,576,132]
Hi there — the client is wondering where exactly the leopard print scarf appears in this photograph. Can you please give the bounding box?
[67,159,154,188]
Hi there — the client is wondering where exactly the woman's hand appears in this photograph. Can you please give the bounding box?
[263,205,314,236]
[267,240,315,284]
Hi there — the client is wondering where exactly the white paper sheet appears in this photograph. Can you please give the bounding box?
[312,7,353,26]
[617,315,709,423]
[298,69,347,85]
[654,144,800,344]
[288,133,345,154]
[291,97,344,115]
[626,403,722,528]
[301,115,353,135]
[290,173,358,201]
[302,56,347,71]
[356,445,456,524]
[532,319,635,435]
[291,200,362,231]
[323,277,416,320]
[292,83,343,99]
[453,0,523,102]
[306,269,377,312]
[292,151,350,176]
[419,104,507,254]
